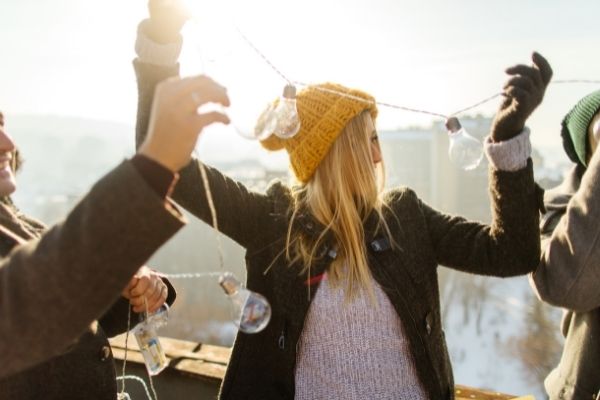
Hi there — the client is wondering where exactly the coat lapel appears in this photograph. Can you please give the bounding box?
[0,203,34,253]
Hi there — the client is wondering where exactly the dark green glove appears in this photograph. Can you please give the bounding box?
[490,52,553,142]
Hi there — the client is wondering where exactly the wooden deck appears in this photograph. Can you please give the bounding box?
[110,335,535,399]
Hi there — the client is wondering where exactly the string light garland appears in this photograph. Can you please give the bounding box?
[208,24,600,170]
[232,22,600,118]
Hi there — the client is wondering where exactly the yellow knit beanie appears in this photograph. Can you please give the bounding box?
[260,82,378,183]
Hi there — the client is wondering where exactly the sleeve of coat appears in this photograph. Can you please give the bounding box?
[531,149,600,312]
[0,161,185,379]
[98,277,177,338]
[420,160,541,277]
[133,59,274,250]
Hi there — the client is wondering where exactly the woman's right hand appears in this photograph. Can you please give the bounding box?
[138,74,230,172]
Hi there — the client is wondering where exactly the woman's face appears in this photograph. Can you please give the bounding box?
[0,112,17,197]
[588,112,600,163]
[365,113,381,164]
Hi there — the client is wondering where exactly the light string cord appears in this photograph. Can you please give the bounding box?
[192,149,227,273]
[143,296,160,400]
[160,271,224,279]
[116,375,153,400]
[552,79,600,84]
[119,305,133,396]
[234,26,292,86]
[232,26,600,119]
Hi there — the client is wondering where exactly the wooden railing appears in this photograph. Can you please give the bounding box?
[110,335,535,400]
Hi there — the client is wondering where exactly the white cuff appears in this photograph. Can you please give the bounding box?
[135,29,182,67]
[484,127,531,171]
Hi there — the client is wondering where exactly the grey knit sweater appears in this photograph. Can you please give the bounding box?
[295,273,427,400]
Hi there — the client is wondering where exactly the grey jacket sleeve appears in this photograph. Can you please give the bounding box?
[0,161,185,378]
[531,149,600,312]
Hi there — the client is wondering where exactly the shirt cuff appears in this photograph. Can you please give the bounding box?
[135,21,182,67]
[484,127,531,171]
[131,155,179,199]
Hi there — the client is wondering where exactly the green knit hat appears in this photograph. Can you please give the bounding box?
[561,90,600,167]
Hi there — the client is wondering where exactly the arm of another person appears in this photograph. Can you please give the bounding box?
[134,6,276,250]
[531,148,600,311]
[0,71,228,378]
[423,53,551,276]
[0,160,184,378]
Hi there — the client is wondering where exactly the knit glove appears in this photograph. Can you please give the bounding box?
[142,0,190,44]
[490,52,553,142]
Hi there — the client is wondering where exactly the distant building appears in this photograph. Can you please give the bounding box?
[380,115,492,223]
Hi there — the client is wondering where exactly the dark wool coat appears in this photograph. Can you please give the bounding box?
[531,143,600,400]
[135,61,541,400]
[0,161,183,399]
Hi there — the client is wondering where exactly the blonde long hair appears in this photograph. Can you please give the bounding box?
[286,111,391,299]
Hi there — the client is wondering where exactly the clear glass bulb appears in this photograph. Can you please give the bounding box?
[253,102,278,140]
[117,393,132,400]
[219,272,272,334]
[272,85,301,139]
[133,304,169,376]
[446,117,483,171]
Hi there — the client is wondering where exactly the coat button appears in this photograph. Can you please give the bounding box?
[425,312,434,335]
[99,346,111,362]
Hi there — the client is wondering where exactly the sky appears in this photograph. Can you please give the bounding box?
[0,0,599,154]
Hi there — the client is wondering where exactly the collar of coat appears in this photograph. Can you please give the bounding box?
[541,163,584,235]
[265,180,400,282]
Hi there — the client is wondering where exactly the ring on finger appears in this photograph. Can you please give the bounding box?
[191,91,200,105]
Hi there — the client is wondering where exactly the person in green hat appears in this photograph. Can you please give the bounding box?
[530,89,600,400]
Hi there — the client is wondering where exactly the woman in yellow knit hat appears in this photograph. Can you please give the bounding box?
[133,2,551,399]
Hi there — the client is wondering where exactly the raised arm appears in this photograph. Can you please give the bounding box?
[421,158,540,277]
[134,1,278,250]
[425,53,552,276]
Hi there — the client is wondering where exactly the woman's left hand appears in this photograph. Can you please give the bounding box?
[122,266,169,313]
[490,52,553,142]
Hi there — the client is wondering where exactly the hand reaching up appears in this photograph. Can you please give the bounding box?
[138,74,230,172]
[491,52,553,142]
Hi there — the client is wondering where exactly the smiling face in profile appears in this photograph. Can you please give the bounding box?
[0,112,17,197]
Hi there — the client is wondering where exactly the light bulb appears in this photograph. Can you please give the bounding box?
[133,304,169,376]
[446,117,483,171]
[117,393,131,400]
[219,272,271,334]
[253,102,277,140]
[272,85,301,139]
